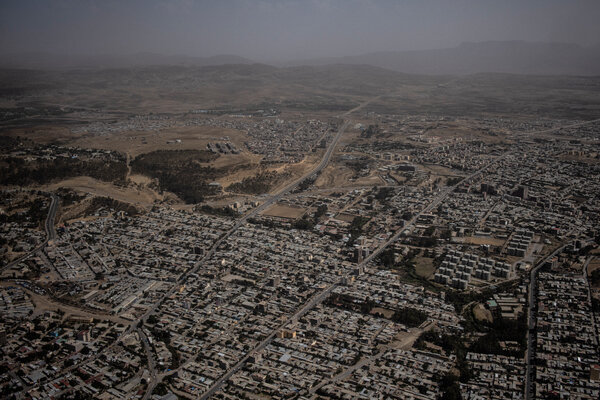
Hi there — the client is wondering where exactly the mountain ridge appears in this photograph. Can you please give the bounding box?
[288,41,600,76]
[2,41,600,76]
[0,52,255,70]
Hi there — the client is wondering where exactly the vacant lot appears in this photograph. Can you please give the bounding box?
[371,307,394,319]
[334,212,357,223]
[473,303,494,323]
[44,176,164,208]
[71,125,248,158]
[414,256,436,279]
[316,161,385,188]
[262,204,306,219]
[418,163,464,177]
[454,236,506,246]
[315,164,355,187]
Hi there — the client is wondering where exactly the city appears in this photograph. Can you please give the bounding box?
[1,1,600,400]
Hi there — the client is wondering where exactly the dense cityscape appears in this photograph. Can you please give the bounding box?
[2,1,600,399]
[1,108,599,399]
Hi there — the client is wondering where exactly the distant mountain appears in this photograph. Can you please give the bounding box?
[1,62,599,120]
[5,42,600,75]
[0,52,254,70]
[291,41,600,76]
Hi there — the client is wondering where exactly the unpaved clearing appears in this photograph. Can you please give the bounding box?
[418,163,464,177]
[315,164,355,187]
[454,236,506,246]
[262,204,306,219]
[0,281,127,324]
[354,173,386,186]
[473,303,494,323]
[371,307,394,319]
[414,256,436,279]
[44,176,165,208]
[268,156,320,194]
[128,174,153,185]
[588,258,600,276]
[70,125,248,158]
[316,163,385,188]
[335,212,357,223]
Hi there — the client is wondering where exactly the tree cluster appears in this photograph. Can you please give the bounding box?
[1,157,127,186]
[131,150,220,203]
[226,171,285,195]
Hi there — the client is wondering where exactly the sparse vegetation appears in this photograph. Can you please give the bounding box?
[226,171,289,195]
[84,196,141,217]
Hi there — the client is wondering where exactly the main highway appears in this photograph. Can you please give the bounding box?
[14,110,499,399]
[523,245,563,399]
[359,151,508,268]
[237,119,350,224]
[197,148,509,399]
[146,110,355,398]
[228,94,380,226]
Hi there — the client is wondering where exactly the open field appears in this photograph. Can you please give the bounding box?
[0,65,403,117]
[262,204,306,219]
[418,164,465,177]
[414,256,436,279]
[371,307,394,319]
[453,236,507,246]
[472,303,493,323]
[354,172,387,186]
[1,125,76,144]
[335,212,358,223]
[315,164,356,187]
[364,74,600,120]
[43,176,165,208]
[315,162,386,188]
[71,125,249,158]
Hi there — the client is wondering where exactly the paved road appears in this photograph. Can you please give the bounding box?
[238,120,350,222]
[198,147,507,399]
[45,193,59,240]
[15,130,500,399]
[582,256,600,361]
[195,101,381,399]
[152,120,351,291]
[308,326,425,397]
[228,95,378,225]
[198,273,341,399]
[1,193,58,272]
[358,153,507,269]
[524,242,570,400]
[142,117,353,400]
[140,328,158,400]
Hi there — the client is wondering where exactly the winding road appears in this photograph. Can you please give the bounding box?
[1,193,58,272]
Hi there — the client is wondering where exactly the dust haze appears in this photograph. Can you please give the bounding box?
[1,0,600,66]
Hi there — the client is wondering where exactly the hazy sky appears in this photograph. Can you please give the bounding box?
[1,0,599,61]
